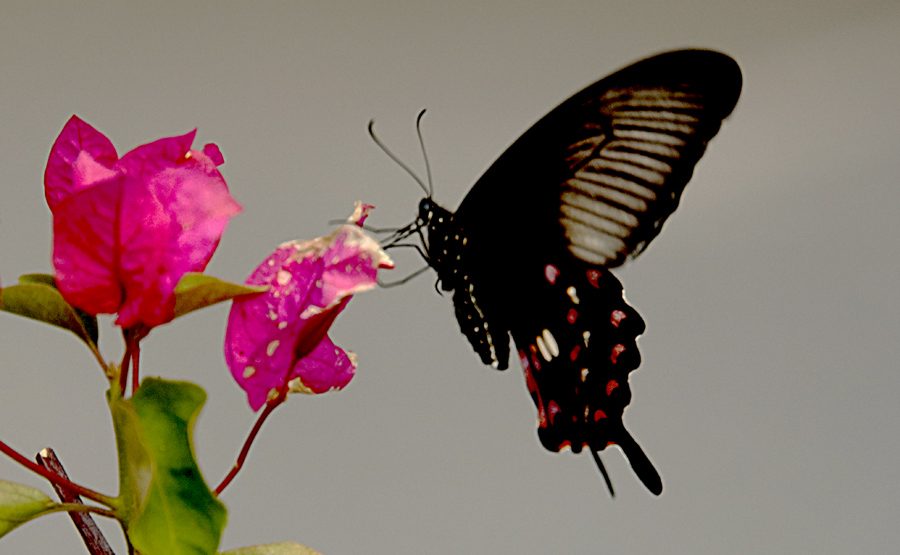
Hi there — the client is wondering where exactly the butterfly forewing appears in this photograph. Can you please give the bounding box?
[457,49,742,267]
[562,86,725,265]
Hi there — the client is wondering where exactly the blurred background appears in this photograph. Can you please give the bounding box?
[1,1,898,553]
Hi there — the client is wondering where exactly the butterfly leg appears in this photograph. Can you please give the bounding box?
[378,265,431,288]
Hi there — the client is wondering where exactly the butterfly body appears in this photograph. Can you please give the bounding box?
[390,50,742,495]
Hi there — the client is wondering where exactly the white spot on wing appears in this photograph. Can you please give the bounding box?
[590,157,665,186]
[560,206,631,239]
[564,222,625,265]
[574,166,657,202]
[566,286,579,304]
[536,336,550,361]
[612,117,694,134]
[613,129,686,148]
[561,190,639,228]
[542,329,559,358]
[604,145,674,173]
[468,282,498,366]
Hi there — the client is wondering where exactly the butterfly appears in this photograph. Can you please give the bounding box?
[373,49,742,496]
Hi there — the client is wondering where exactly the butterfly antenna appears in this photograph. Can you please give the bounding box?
[415,109,434,198]
[368,119,430,197]
[590,449,616,498]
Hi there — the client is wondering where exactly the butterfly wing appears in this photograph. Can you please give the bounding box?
[507,255,661,494]
[442,50,741,493]
[455,49,742,266]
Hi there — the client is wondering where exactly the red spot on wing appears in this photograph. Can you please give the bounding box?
[586,269,601,288]
[528,344,542,371]
[520,351,538,393]
[567,308,578,323]
[570,345,581,361]
[606,441,616,447]
[558,440,572,451]
[518,349,530,372]
[537,405,548,428]
[594,409,607,421]
[610,309,626,327]
[522,355,548,428]
[544,264,560,284]
[610,343,625,363]
[606,380,619,395]
[548,400,561,425]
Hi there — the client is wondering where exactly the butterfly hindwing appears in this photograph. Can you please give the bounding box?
[507,256,662,494]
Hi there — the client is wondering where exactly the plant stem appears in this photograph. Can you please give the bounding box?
[0,438,115,507]
[36,448,116,555]
[214,389,286,496]
[131,337,141,394]
[119,331,134,397]
[120,325,149,394]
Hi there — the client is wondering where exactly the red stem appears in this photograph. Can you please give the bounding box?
[119,330,134,396]
[214,390,286,496]
[131,338,141,394]
[0,438,112,506]
[36,448,116,555]
[118,326,149,396]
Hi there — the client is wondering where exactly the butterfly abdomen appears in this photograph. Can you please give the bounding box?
[421,199,511,369]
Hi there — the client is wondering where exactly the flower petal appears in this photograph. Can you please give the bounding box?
[304,225,394,317]
[52,179,126,315]
[287,336,357,394]
[115,148,241,327]
[224,204,392,409]
[47,119,240,328]
[202,143,225,166]
[348,201,375,226]
[115,131,197,180]
[45,116,118,210]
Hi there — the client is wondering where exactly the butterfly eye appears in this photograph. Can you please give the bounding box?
[418,198,434,221]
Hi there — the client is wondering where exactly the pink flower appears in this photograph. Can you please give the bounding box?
[45,116,241,328]
[225,203,393,410]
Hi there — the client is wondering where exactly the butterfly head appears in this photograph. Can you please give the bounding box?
[417,197,436,226]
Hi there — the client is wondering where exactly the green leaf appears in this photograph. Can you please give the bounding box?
[0,480,59,538]
[16,273,57,287]
[108,390,152,522]
[173,273,267,319]
[110,378,227,555]
[0,274,99,347]
[220,542,324,555]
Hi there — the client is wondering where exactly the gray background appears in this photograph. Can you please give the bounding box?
[2,1,899,554]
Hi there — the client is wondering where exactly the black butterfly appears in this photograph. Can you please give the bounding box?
[374,49,742,496]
